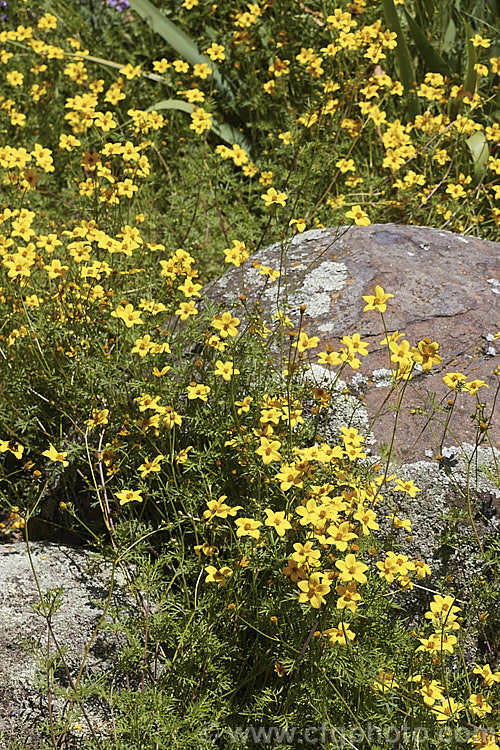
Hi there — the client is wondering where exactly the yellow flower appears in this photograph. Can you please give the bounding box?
[323,624,356,647]
[137,455,164,479]
[293,332,320,352]
[275,464,303,491]
[362,285,394,313]
[42,443,69,466]
[261,187,288,207]
[204,565,232,586]
[203,496,242,520]
[470,34,491,48]
[234,517,262,539]
[256,437,282,465]
[131,334,156,357]
[111,303,144,327]
[115,489,143,506]
[85,409,109,430]
[345,205,370,226]
[464,379,488,396]
[264,509,292,536]
[297,573,331,608]
[424,594,461,630]
[119,63,142,80]
[0,440,24,459]
[175,301,198,320]
[431,697,464,723]
[211,312,240,339]
[335,553,368,584]
[289,217,306,232]
[187,383,211,401]
[394,479,421,497]
[412,338,442,371]
[341,333,369,356]
[442,372,467,390]
[223,240,249,267]
[189,107,212,135]
[205,43,225,62]
[193,63,212,79]
[336,581,362,612]
[214,360,239,382]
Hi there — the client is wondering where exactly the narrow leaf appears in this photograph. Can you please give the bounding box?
[381,0,420,119]
[463,21,477,97]
[403,9,452,76]
[466,131,489,182]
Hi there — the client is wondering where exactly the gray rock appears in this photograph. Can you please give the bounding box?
[0,542,125,749]
[205,224,500,461]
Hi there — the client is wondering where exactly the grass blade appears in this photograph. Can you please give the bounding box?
[403,8,452,76]
[466,131,489,183]
[381,0,420,119]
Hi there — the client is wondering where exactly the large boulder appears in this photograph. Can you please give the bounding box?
[205,224,500,461]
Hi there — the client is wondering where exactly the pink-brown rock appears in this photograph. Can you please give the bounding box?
[205,224,500,461]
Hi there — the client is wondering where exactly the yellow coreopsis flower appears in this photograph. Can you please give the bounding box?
[264,509,292,536]
[234,517,262,539]
[335,553,368,584]
[211,312,240,339]
[115,489,143,505]
[261,187,288,207]
[42,443,69,466]
[187,383,211,401]
[204,565,232,586]
[297,573,331,608]
[362,285,394,313]
[189,107,212,135]
[345,205,370,226]
[214,360,239,382]
[111,303,144,327]
[255,437,282,465]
